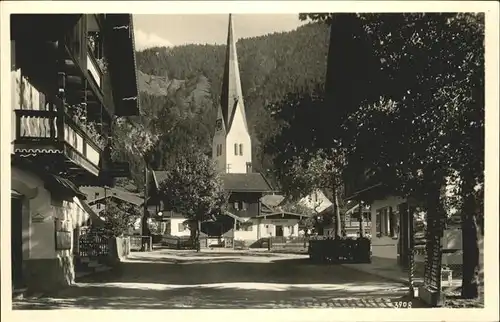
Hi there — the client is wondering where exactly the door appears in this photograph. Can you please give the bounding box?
[11,196,24,289]
[275,225,284,237]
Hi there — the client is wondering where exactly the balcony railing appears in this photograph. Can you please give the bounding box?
[14,108,102,176]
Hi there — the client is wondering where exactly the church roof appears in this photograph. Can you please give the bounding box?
[220,14,248,134]
[222,172,273,192]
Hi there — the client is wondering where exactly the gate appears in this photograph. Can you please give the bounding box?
[79,228,109,257]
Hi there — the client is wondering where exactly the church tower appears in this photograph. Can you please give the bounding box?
[212,14,252,174]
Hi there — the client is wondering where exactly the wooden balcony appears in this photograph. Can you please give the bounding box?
[86,49,103,90]
[13,108,103,180]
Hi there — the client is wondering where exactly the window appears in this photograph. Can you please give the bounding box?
[289,225,295,235]
[234,143,238,155]
[239,144,243,156]
[234,202,239,210]
[215,119,223,131]
[236,222,253,231]
[178,223,186,232]
[246,162,252,173]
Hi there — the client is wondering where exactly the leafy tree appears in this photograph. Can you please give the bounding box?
[353,13,484,299]
[300,13,484,298]
[265,15,373,239]
[100,200,142,238]
[157,151,228,251]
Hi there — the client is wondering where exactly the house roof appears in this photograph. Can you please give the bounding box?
[224,211,246,223]
[344,183,385,201]
[257,211,307,219]
[80,186,143,206]
[260,194,286,208]
[44,174,87,200]
[152,171,274,194]
[105,14,141,117]
[222,173,273,192]
[77,197,105,227]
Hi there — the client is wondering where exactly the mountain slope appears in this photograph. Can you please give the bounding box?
[135,22,330,174]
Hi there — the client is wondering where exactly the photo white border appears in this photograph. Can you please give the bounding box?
[1,1,498,322]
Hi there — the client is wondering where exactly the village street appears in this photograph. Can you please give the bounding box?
[13,249,423,309]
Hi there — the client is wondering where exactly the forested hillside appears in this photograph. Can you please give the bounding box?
[134,22,330,178]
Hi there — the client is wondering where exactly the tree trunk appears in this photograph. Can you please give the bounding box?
[358,202,365,238]
[196,219,201,252]
[422,175,445,292]
[461,173,480,299]
[332,184,342,239]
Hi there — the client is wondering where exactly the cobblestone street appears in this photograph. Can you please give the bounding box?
[13,249,426,309]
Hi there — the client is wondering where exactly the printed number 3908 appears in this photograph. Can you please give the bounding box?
[393,301,412,308]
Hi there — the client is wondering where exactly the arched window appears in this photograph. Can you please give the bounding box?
[239,144,243,156]
[234,143,238,155]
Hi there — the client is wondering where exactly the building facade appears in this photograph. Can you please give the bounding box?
[10,14,140,293]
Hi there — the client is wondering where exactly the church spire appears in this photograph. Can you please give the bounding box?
[220,14,248,133]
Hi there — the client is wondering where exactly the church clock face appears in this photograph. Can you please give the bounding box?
[215,119,223,131]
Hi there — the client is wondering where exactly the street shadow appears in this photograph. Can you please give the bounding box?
[76,256,406,286]
[170,251,279,258]
[13,253,409,310]
[13,281,406,310]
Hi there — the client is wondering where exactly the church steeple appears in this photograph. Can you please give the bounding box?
[212,14,252,174]
[220,14,248,133]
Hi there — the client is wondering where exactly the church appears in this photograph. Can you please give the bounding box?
[207,14,307,247]
[148,15,308,248]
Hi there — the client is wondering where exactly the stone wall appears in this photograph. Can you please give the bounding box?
[105,236,131,266]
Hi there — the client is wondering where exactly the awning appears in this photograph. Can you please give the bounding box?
[43,174,86,200]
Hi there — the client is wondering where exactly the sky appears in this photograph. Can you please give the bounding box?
[133,14,308,50]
